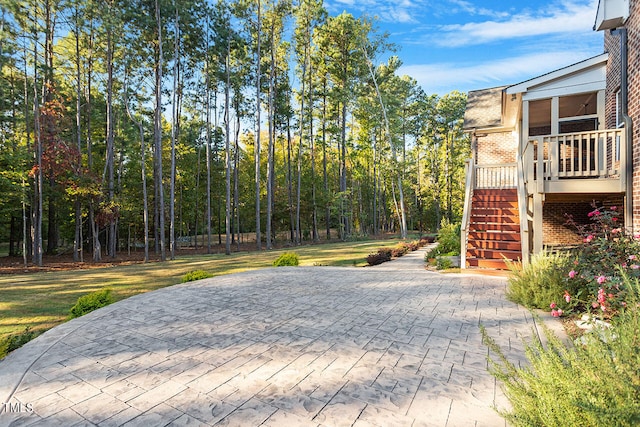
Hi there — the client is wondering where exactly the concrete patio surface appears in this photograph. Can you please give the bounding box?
[0,247,554,426]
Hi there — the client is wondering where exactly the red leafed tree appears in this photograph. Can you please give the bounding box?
[38,83,81,254]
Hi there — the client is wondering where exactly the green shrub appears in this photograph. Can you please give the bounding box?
[182,270,213,283]
[273,252,299,267]
[70,289,114,319]
[506,249,575,311]
[0,327,38,359]
[435,256,453,270]
[482,275,640,426]
[425,222,461,259]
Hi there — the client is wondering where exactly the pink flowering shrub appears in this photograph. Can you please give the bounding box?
[562,205,639,318]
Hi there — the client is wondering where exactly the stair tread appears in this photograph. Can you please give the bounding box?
[467,241,522,251]
[468,224,520,232]
[467,249,521,260]
[466,258,516,270]
[466,188,522,270]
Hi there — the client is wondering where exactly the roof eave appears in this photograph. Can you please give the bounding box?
[505,53,609,95]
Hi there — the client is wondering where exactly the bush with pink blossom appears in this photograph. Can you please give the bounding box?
[560,205,640,318]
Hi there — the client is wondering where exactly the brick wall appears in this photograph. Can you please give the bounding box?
[543,197,625,246]
[543,202,592,246]
[630,0,640,232]
[606,0,640,231]
[475,131,517,165]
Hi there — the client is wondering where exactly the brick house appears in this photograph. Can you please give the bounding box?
[461,0,636,269]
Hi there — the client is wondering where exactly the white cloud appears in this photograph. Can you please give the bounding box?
[325,0,427,24]
[447,0,510,18]
[431,0,599,47]
[399,49,600,95]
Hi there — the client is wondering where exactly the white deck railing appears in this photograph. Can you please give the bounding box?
[475,163,517,189]
[526,129,624,182]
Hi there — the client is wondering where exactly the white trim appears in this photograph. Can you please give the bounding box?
[594,0,629,31]
[522,81,606,101]
[506,53,609,95]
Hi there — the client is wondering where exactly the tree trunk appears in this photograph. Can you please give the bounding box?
[224,35,231,255]
[169,5,180,260]
[105,10,116,257]
[266,21,275,250]
[286,120,294,243]
[233,110,241,251]
[73,5,83,262]
[309,62,318,242]
[32,6,43,267]
[254,0,262,251]
[372,131,378,235]
[322,82,330,240]
[340,100,348,239]
[154,0,166,261]
[86,20,100,262]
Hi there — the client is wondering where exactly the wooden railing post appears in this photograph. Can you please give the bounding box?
[535,137,544,194]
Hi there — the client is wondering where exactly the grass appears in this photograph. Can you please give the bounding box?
[0,239,404,348]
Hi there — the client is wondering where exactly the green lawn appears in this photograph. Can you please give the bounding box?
[0,239,407,346]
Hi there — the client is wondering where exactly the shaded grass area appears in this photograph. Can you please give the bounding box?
[0,239,404,348]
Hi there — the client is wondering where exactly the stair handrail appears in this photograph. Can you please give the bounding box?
[517,151,530,266]
[460,159,475,269]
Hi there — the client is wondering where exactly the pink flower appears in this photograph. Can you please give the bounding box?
[557,309,563,316]
[550,302,557,309]
[611,206,617,211]
[584,235,594,243]
[564,291,571,303]
[598,288,607,303]
[592,302,600,309]
[597,275,606,285]
[601,305,607,312]
[568,270,577,279]
[632,264,640,270]
[635,233,640,239]
[612,228,622,234]
[629,255,637,261]
[551,309,560,317]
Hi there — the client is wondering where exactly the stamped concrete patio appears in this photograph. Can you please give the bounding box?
[0,247,550,426]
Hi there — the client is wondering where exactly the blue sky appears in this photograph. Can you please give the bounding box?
[324,0,605,95]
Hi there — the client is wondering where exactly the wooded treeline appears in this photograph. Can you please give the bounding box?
[0,0,468,265]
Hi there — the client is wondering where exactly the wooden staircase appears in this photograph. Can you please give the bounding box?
[465,189,522,269]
